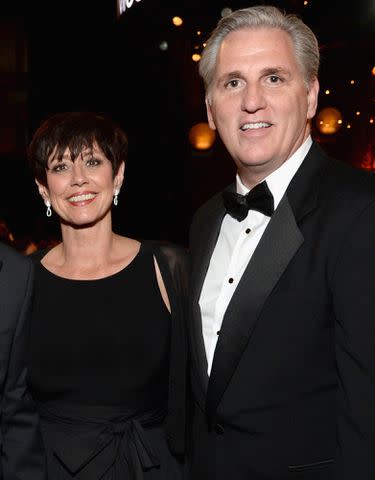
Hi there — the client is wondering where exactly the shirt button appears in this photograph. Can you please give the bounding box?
[216,330,220,335]
[228,278,234,284]
[214,424,225,435]
[245,228,251,234]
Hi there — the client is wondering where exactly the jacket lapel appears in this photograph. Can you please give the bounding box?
[206,142,326,422]
[190,191,228,401]
[206,197,303,422]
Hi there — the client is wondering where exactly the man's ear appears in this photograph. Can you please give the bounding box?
[307,77,319,120]
[114,161,125,192]
[35,179,50,204]
[206,97,217,131]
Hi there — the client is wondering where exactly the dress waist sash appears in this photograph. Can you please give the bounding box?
[37,402,166,480]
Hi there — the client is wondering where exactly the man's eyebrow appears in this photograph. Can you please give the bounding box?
[216,70,245,84]
[261,66,291,77]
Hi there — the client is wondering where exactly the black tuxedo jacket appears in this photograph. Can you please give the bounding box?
[0,243,46,479]
[188,143,375,480]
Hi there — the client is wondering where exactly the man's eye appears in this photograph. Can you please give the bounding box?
[226,79,241,88]
[268,75,281,83]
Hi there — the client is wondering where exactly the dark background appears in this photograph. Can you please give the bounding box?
[1,0,374,248]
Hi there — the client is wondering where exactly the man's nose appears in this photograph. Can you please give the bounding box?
[241,84,266,113]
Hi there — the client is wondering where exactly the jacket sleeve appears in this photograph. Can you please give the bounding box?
[331,199,375,479]
[1,255,46,480]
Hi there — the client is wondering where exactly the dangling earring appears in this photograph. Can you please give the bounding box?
[113,189,119,206]
[45,200,52,217]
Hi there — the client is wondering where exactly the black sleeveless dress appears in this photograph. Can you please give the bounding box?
[28,243,185,479]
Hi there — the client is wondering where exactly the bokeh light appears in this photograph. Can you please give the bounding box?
[316,107,342,135]
[189,123,216,150]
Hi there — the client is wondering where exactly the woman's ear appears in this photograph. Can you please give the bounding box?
[114,161,125,192]
[35,179,50,204]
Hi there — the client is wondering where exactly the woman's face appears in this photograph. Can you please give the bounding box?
[37,142,124,228]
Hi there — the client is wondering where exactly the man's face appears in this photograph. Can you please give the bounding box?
[206,27,319,186]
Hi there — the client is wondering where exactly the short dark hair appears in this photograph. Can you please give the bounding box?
[28,111,128,186]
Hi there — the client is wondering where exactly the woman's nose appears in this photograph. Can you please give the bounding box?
[70,161,88,187]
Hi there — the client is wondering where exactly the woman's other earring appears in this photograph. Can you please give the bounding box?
[113,190,119,206]
[45,200,52,217]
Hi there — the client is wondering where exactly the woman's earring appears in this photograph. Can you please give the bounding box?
[45,200,52,217]
[113,189,119,206]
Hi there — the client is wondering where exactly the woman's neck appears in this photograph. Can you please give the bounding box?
[58,217,116,267]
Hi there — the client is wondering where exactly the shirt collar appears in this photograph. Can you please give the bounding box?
[236,136,312,209]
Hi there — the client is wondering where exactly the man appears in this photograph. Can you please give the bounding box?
[0,241,46,479]
[189,5,375,479]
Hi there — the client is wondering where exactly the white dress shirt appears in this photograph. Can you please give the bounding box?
[199,137,313,375]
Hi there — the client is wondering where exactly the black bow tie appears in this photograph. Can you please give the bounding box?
[222,181,274,222]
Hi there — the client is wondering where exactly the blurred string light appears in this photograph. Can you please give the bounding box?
[221,8,233,17]
[159,40,168,51]
[172,16,183,27]
[319,65,375,127]
[189,25,206,64]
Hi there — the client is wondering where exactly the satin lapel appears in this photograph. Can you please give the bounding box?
[190,192,227,399]
[206,196,304,422]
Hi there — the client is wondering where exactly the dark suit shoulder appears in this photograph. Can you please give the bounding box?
[29,248,49,264]
[0,242,31,271]
[0,243,33,320]
[191,187,230,236]
[320,157,375,214]
[326,156,375,194]
[193,189,227,218]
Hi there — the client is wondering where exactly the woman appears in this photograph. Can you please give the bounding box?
[27,111,188,479]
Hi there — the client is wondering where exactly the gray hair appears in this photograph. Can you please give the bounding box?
[199,5,320,97]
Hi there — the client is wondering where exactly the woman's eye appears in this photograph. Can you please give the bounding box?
[51,163,69,173]
[86,158,101,167]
